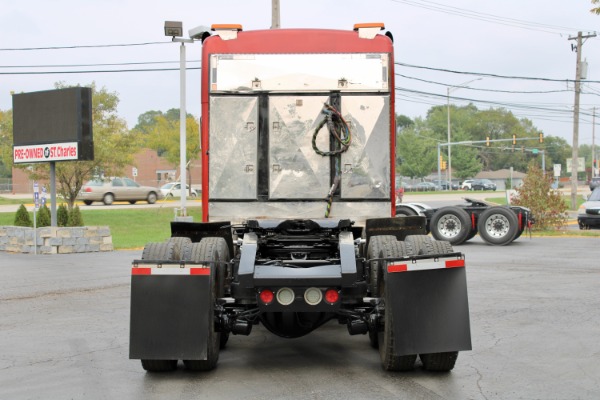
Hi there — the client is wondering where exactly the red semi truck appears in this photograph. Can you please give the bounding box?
[130,23,471,373]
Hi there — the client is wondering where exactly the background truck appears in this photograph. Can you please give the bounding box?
[130,23,471,373]
[396,198,533,245]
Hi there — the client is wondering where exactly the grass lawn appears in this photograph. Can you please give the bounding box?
[0,197,28,206]
[0,206,204,250]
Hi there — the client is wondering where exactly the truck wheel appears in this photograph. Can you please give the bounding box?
[420,351,459,372]
[378,239,417,371]
[367,237,412,348]
[183,238,228,371]
[404,234,433,255]
[141,241,175,261]
[395,205,417,217]
[464,228,478,242]
[477,207,518,246]
[169,237,193,260]
[139,244,178,371]
[367,235,398,297]
[430,206,471,245]
[141,359,178,372]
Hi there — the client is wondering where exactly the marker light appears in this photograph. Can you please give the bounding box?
[259,289,274,305]
[325,289,340,304]
[276,288,295,306]
[304,287,323,306]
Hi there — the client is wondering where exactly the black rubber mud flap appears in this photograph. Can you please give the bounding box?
[385,264,471,355]
[130,268,210,360]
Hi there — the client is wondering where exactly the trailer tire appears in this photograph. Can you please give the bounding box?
[141,359,178,372]
[420,351,459,372]
[464,228,478,242]
[378,240,417,371]
[430,206,471,245]
[477,207,518,245]
[395,205,418,217]
[183,238,228,371]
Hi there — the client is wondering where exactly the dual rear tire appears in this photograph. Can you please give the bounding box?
[368,235,459,372]
[139,237,229,373]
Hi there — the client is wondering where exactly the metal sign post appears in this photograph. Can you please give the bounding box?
[33,182,39,254]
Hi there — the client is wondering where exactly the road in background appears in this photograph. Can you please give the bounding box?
[0,238,598,399]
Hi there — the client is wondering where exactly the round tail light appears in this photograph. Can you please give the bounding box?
[304,287,323,306]
[259,289,274,305]
[325,289,340,304]
[276,287,295,306]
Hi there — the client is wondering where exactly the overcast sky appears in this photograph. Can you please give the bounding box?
[1,0,599,146]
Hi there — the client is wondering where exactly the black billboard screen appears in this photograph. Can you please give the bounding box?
[12,87,93,162]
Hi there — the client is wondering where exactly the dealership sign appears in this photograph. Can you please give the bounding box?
[13,142,79,164]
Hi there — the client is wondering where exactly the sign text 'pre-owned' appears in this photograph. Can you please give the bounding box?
[13,142,79,163]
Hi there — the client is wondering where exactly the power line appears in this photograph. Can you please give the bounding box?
[0,60,201,69]
[389,0,596,35]
[396,61,600,84]
[0,67,200,75]
[395,72,574,95]
[0,41,170,51]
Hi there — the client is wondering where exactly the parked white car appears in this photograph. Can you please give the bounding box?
[461,179,474,190]
[160,182,198,198]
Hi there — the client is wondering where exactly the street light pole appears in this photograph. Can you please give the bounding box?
[446,78,482,190]
[173,37,193,217]
[165,21,197,220]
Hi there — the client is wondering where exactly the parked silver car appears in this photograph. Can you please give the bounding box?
[78,178,163,205]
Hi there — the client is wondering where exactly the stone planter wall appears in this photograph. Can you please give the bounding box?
[0,226,113,254]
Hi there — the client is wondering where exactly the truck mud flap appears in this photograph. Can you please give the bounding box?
[129,265,211,360]
[385,260,471,355]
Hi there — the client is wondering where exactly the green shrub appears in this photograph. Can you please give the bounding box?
[57,203,69,227]
[68,205,84,227]
[14,204,32,227]
[36,204,51,227]
[512,161,568,230]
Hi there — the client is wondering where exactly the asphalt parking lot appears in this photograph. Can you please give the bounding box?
[1,236,599,400]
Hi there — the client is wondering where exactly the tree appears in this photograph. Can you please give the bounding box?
[36,204,51,227]
[14,204,32,227]
[57,203,69,227]
[512,161,568,229]
[67,205,84,227]
[396,124,437,179]
[592,0,600,14]
[395,114,414,132]
[0,109,13,178]
[23,83,138,210]
[142,111,200,195]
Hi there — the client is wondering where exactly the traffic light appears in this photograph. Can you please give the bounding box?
[486,136,490,147]
[539,132,544,143]
[512,134,517,145]
[442,161,447,170]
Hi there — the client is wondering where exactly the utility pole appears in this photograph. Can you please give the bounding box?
[271,0,280,29]
[568,31,596,209]
[593,107,596,178]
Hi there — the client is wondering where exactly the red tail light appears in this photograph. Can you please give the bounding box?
[325,289,339,304]
[259,289,274,305]
[84,187,92,192]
